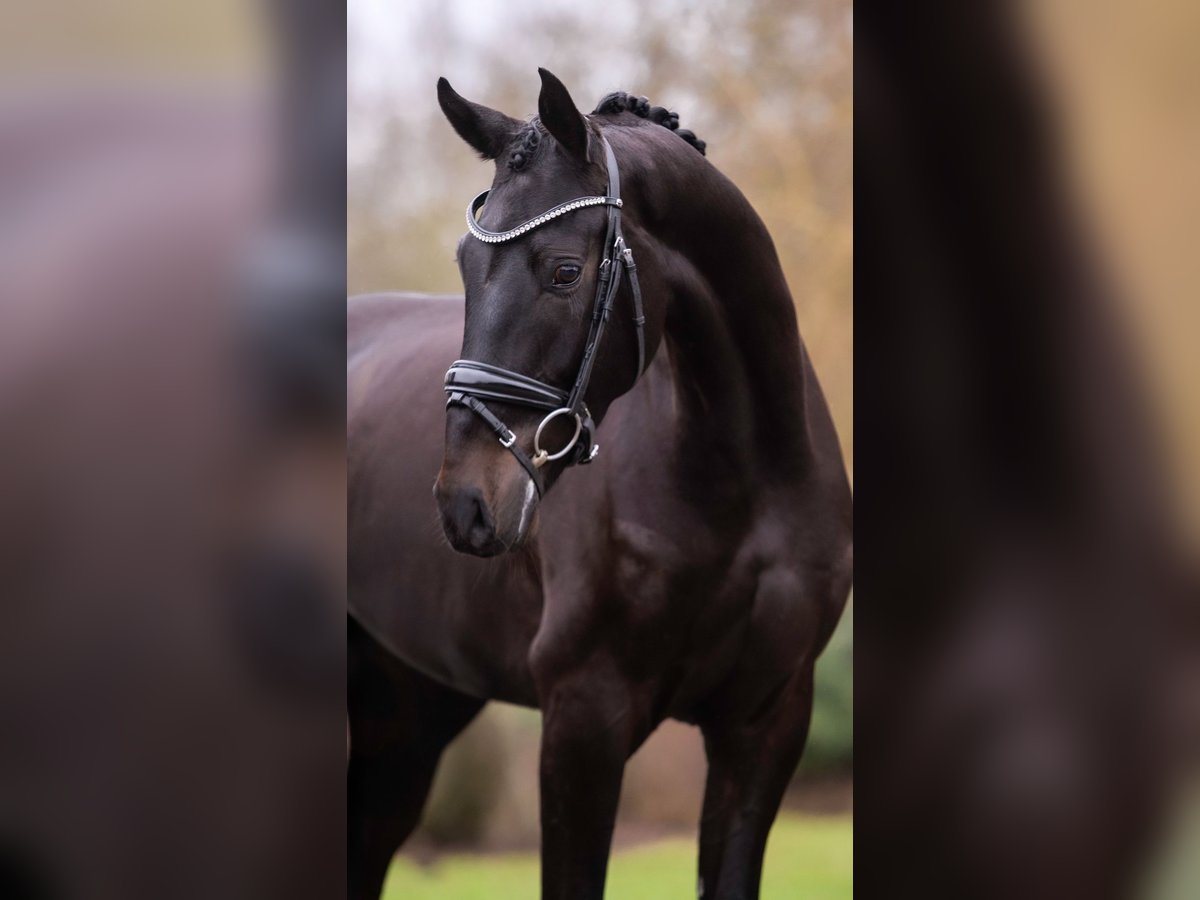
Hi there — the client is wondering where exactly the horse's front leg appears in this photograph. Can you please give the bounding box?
[533,653,654,900]
[697,665,814,900]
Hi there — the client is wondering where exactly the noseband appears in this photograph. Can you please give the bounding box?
[443,136,645,496]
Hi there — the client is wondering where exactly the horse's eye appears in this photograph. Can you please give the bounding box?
[552,264,581,286]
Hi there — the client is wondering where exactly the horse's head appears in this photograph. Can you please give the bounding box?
[433,69,669,556]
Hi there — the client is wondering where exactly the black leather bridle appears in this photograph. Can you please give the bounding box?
[443,136,645,496]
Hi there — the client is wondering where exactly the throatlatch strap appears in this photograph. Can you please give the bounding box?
[626,252,646,376]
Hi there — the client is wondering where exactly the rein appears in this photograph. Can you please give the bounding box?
[443,136,646,496]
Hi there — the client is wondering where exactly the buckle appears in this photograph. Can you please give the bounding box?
[575,413,598,464]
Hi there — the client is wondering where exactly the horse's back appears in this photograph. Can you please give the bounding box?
[348,292,459,669]
[348,292,461,464]
[349,291,462,359]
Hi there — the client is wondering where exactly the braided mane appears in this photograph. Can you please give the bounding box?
[506,91,706,171]
[591,91,707,156]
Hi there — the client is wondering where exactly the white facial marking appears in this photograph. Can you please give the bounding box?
[516,476,537,537]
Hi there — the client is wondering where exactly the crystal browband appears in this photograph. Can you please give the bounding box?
[466,191,622,244]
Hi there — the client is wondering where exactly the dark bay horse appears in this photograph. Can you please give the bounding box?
[348,69,852,900]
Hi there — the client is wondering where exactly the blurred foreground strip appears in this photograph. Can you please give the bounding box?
[0,3,345,899]
[856,1,1199,898]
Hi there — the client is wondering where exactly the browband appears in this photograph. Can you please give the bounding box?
[466,193,622,244]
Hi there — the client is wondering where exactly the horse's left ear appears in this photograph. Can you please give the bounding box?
[437,77,521,160]
[537,68,589,160]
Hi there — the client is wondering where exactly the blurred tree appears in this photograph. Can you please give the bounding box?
[799,603,853,776]
[418,711,507,846]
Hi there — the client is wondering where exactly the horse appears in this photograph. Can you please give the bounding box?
[347,68,852,900]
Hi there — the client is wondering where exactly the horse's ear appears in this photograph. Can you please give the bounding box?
[537,68,588,160]
[437,77,520,160]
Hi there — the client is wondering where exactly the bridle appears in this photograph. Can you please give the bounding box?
[443,135,645,496]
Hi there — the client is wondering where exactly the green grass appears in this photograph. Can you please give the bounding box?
[382,813,852,899]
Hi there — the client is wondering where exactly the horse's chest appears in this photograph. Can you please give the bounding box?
[607,514,745,603]
[596,521,760,706]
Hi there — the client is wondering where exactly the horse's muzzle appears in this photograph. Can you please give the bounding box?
[435,482,508,557]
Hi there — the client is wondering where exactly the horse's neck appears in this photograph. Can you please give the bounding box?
[657,180,815,486]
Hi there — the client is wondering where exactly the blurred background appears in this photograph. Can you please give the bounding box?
[0,3,346,899]
[854,1,1200,898]
[348,0,854,896]
[1017,0,1200,553]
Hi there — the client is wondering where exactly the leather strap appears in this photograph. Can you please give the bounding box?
[446,391,545,494]
[445,361,567,411]
[627,250,646,376]
[565,139,625,416]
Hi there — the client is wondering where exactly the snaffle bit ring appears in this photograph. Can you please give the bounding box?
[532,408,583,468]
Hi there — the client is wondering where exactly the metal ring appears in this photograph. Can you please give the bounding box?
[532,407,583,466]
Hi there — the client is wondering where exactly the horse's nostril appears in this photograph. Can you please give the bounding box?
[465,491,492,542]
[440,485,500,555]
